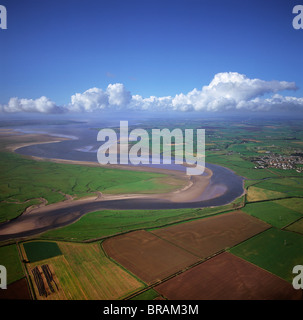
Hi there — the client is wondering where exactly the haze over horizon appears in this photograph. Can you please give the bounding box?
[1,0,303,115]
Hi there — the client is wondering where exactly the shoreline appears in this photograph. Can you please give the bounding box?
[2,129,213,203]
[0,129,245,239]
[0,128,212,206]
[24,156,213,203]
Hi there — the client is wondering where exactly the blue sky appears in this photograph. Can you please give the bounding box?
[0,0,303,114]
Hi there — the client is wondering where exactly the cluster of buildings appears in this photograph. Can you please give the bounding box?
[252,154,303,173]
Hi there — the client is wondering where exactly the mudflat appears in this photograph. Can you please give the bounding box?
[0,130,214,239]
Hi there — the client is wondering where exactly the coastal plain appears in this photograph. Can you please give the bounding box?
[1,118,303,300]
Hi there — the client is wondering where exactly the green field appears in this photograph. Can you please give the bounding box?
[0,199,41,222]
[23,241,62,262]
[229,228,303,283]
[0,244,24,284]
[40,208,206,241]
[40,198,244,242]
[252,178,303,197]
[274,198,303,214]
[246,186,287,202]
[242,201,303,228]
[1,118,303,300]
[202,118,303,181]
[103,176,184,194]
[0,151,181,223]
[206,153,275,180]
[130,289,159,300]
[286,218,303,235]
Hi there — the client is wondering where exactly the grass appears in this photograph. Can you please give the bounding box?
[0,199,41,222]
[274,198,303,214]
[103,176,185,194]
[130,289,159,300]
[40,198,244,242]
[246,186,287,202]
[0,244,24,284]
[23,241,62,262]
[0,151,181,223]
[242,201,303,228]
[229,228,303,283]
[40,208,204,241]
[206,154,279,180]
[253,178,303,197]
[286,218,303,235]
[245,176,303,213]
[1,120,303,297]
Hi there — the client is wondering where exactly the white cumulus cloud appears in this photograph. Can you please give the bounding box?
[106,83,132,107]
[171,72,299,112]
[129,72,301,112]
[68,83,131,112]
[69,87,108,112]
[1,72,302,113]
[0,96,63,113]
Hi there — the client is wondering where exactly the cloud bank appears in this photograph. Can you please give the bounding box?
[0,96,63,113]
[1,72,303,113]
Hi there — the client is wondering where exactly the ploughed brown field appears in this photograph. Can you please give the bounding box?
[102,230,199,284]
[0,278,31,300]
[155,252,303,300]
[103,211,271,285]
[151,211,270,258]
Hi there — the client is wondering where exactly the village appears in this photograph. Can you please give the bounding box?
[252,153,303,173]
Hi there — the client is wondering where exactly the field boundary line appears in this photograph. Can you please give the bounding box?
[16,241,36,300]
[227,250,302,286]
[149,230,202,258]
[124,249,225,300]
[281,216,303,233]
[34,203,244,244]
[246,195,303,205]
[98,240,147,296]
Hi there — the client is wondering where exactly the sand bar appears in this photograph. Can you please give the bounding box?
[0,130,215,238]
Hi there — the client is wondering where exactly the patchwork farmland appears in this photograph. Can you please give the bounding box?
[229,228,303,283]
[1,119,303,301]
[150,211,270,257]
[100,209,303,300]
[21,241,144,300]
[2,207,303,300]
[102,211,270,284]
[154,252,302,300]
[101,211,275,296]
